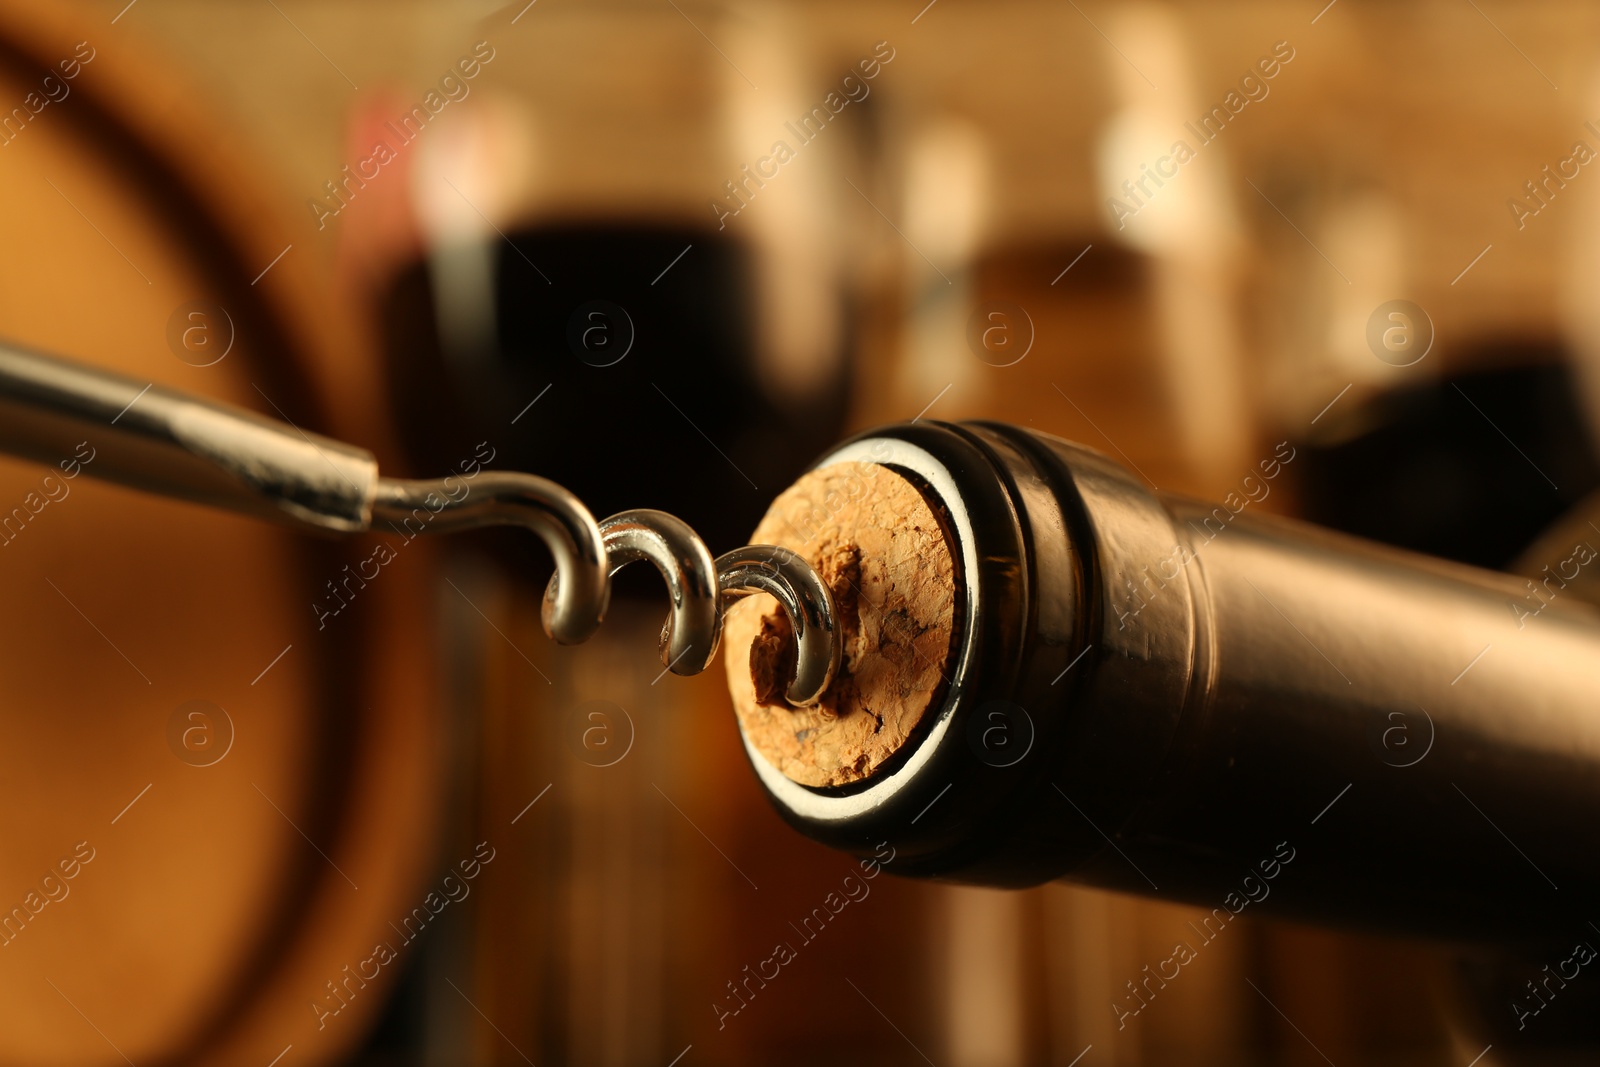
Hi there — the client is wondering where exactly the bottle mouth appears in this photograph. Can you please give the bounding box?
[732,421,1119,883]
[730,429,989,821]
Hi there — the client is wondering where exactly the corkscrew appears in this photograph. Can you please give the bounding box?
[0,342,841,705]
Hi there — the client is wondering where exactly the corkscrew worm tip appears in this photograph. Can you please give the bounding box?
[716,545,841,707]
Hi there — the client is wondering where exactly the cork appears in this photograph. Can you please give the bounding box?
[723,461,958,787]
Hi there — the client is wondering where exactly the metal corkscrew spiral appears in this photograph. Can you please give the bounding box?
[373,474,841,706]
[0,341,842,705]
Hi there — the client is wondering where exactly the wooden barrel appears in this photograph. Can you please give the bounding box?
[0,3,440,1063]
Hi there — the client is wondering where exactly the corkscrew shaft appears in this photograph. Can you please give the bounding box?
[0,341,839,704]
[0,339,377,532]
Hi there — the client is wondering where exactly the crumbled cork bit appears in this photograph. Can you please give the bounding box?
[722,461,957,787]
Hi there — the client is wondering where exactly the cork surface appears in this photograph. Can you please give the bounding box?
[723,461,957,787]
